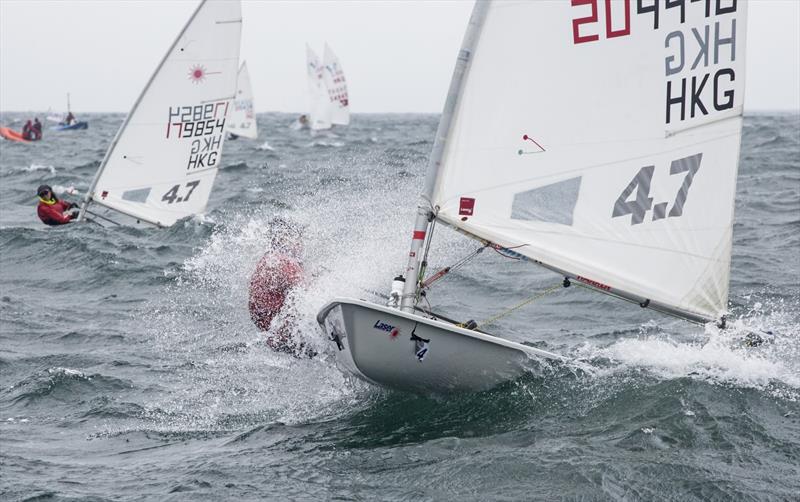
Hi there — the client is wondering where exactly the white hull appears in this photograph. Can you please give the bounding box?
[316,298,564,393]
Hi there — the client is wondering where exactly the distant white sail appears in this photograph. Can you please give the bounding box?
[227,61,258,139]
[306,45,331,130]
[430,1,748,321]
[322,44,350,126]
[81,0,242,227]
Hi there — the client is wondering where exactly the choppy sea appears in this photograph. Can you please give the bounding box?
[0,112,798,501]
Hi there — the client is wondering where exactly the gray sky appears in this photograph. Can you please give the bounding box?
[1,0,798,113]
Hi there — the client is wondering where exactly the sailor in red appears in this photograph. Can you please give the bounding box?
[22,120,33,141]
[36,185,78,226]
[248,219,310,356]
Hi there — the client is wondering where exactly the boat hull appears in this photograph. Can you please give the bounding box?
[316,298,563,393]
[0,127,30,143]
[51,122,88,131]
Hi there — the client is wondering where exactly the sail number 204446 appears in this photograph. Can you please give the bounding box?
[612,153,702,225]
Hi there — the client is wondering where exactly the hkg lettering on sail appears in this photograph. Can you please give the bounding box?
[187,135,222,171]
[568,0,741,125]
[166,101,229,171]
[664,18,738,124]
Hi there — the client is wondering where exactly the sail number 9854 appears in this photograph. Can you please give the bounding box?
[162,180,200,204]
[612,153,702,225]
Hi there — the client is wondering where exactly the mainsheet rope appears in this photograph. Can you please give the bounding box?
[469,282,563,330]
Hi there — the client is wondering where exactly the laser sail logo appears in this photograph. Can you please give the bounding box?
[187,64,222,85]
[188,65,207,84]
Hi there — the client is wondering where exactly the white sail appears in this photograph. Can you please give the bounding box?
[322,44,350,126]
[227,61,258,139]
[82,0,242,227]
[429,1,748,322]
[306,45,331,130]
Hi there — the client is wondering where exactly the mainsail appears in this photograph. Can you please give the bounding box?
[227,61,258,139]
[79,0,242,227]
[322,44,350,126]
[306,45,331,130]
[413,0,747,324]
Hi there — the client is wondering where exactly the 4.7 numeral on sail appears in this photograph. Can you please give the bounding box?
[162,180,200,205]
[612,153,702,225]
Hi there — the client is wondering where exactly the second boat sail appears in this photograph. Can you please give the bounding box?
[78,0,242,227]
[317,0,750,392]
[227,61,258,140]
[301,43,349,131]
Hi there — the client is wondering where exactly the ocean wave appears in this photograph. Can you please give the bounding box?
[14,163,56,175]
[222,161,249,171]
[7,367,134,407]
[307,140,344,148]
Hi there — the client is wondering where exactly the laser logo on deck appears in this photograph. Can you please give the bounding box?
[373,320,400,339]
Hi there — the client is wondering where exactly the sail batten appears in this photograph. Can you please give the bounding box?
[79,0,242,227]
[427,0,747,322]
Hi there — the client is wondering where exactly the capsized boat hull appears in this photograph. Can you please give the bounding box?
[0,127,30,143]
[316,298,564,393]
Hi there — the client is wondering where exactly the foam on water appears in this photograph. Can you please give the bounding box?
[572,298,800,401]
[129,155,429,432]
[19,163,55,174]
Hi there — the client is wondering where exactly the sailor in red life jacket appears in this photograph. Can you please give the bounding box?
[248,218,311,356]
[22,120,33,141]
[36,185,78,226]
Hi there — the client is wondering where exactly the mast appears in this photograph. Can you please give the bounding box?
[400,1,490,313]
[77,0,209,223]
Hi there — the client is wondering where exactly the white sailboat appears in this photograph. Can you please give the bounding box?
[77,0,242,227]
[318,1,750,392]
[322,44,350,127]
[227,61,258,139]
[303,43,349,131]
[304,45,330,131]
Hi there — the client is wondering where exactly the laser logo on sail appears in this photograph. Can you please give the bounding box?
[459,197,475,217]
[188,65,207,84]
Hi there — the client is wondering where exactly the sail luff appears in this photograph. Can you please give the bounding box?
[78,0,210,223]
[400,1,491,312]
